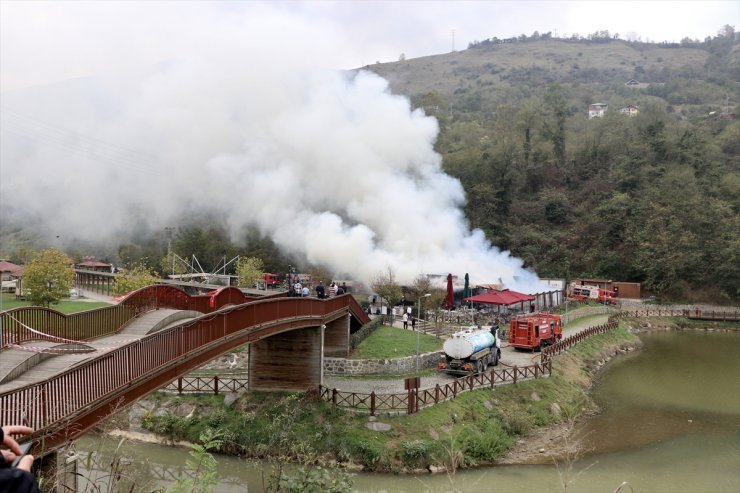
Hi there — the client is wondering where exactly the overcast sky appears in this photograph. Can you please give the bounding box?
[1,0,737,92]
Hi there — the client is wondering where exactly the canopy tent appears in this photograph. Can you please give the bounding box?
[463,289,534,306]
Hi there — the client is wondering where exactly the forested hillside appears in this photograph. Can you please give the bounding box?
[367,30,739,299]
[1,30,737,300]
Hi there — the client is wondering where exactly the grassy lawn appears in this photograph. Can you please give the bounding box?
[0,293,111,314]
[349,325,443,359]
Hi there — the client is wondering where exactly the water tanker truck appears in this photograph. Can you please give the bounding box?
[438,326,501,375]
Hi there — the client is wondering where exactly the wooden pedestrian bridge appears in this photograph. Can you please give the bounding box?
[0,285,369,451]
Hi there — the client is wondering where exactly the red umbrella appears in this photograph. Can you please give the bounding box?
[445,273,454,309]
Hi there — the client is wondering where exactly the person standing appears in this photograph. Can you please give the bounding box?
[315,281,325,299]
[302,286,309,297]
[411,316,416,331]
[402,312,409,330]
[329,282,338,298]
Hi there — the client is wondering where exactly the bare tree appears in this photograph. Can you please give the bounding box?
[370,267,402,323]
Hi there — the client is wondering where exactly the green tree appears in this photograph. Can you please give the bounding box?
[236,256,264,288]
[23,249,75,307]
[159,252,189,278]
[542,84,568,167]
[113,262,158,296]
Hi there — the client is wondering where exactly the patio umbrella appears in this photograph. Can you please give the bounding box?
[463,273,470,299]
[445,273,454,309]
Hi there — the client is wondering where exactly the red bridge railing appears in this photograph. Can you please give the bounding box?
[0,285,261,347]
[0,286,368,451]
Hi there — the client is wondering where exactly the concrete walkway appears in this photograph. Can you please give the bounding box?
[71,289,115,303]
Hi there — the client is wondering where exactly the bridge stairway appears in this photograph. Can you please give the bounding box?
[0,309,199,393]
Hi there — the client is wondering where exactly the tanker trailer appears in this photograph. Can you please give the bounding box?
[438,326,501,375]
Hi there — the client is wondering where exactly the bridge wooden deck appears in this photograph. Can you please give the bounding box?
[0,309,199,392]
[0,285,369,453]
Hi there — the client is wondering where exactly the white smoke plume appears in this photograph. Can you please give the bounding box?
[0,57,540,291]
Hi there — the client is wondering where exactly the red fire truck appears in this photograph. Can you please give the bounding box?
[508,313,563,351]
[567,283,617,304]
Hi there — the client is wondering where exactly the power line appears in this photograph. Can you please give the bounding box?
[0,106,163,176]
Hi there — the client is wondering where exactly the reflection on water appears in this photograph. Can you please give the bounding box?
[579,331,740,456]
[76,330,740,493]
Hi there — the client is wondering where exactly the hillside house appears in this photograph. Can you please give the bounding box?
[588,103,608,119]
[0,259,25,297]
[0,260,22,285]
[620,105,640,116]
[625,79,640,87]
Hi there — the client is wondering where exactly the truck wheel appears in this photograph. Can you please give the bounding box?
[493,349,500,366]
[476,360,484,374]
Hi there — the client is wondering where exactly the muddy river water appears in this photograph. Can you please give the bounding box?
[76,330,739,492]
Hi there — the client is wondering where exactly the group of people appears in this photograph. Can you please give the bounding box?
[289,279,310,297]
[315,281,346,299]
[402,306,416,330]
[287,279,348,299]
[1,425,41,492]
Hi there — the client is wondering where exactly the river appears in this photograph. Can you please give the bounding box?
[76,330,739,492]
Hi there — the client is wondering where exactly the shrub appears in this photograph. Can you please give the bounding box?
[400,439,431,469]
[351,440,383,469]
[459,424,512,462]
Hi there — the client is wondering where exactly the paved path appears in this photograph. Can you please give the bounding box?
[323,313,611,394]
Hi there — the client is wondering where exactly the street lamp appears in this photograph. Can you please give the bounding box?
[416,293,431,372]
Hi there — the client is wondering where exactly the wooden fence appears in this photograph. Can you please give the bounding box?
[616,308,740,321]
[162,375,249,395]
[540,321,619,363]
[317,360,552,415]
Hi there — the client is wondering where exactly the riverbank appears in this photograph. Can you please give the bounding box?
[496,324,642,465]
[102,315,739,474]
[498,316,740,465]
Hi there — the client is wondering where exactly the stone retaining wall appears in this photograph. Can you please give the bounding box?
[324,352,443,375]
[561,306,615,325]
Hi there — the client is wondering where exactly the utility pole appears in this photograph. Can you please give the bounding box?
[165,227,175,276]
[416,293,431,371]
[451,29,456,52]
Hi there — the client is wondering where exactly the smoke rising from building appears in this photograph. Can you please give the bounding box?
[0,58,540,291]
